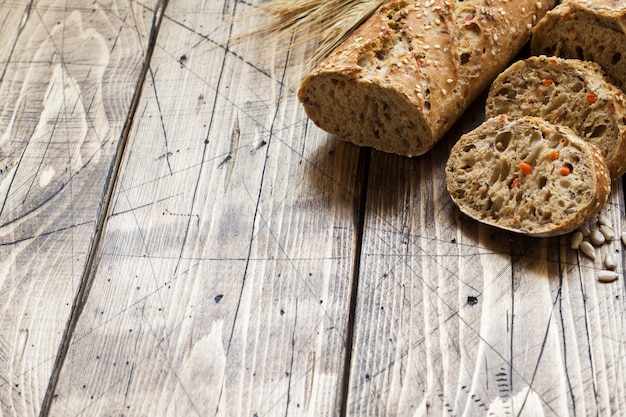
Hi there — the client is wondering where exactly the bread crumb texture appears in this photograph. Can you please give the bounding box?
[445,115,611,236]
[298,0,557,156]
[531,1,626,91]
[486,55,626,179]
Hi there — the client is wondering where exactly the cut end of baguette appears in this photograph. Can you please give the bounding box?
[446,115,611,237]
[298,71,434,156]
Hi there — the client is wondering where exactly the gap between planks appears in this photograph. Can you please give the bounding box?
[340,147,371,417]
[37,1,170,416]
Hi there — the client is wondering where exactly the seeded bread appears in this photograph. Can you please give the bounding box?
[485,55,626,179]
[445,115,611,237]
[531,1,626,91]
[297,0,557,157]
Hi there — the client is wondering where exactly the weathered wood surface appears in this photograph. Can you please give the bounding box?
[0,0,624,416]
[0,0,159,415]
[48,1,362,416]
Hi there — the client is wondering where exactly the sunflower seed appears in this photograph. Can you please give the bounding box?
[597,270,619,283]
[597,214,611,226]
[599,224,615,241]
[571,231,584,250]
[579,241,596,260]
[589,229,606,246]
[604,253,618,270]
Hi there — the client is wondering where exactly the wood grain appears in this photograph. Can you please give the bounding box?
[0,0,30,80]
[0,0,158,415]
[348,104,626,416]
[48,1,363,416]
[1,1,624,416]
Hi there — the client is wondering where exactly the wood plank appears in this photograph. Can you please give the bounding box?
[349,104,626,416]
[49,1,362,416]
[0,0,158,415]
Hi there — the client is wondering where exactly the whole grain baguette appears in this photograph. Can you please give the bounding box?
[485,55,626,179]
[297,0,557,157]
[445,115,611,237]
[531,1,626,91]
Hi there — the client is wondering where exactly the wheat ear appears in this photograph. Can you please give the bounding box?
[245,0,387,70]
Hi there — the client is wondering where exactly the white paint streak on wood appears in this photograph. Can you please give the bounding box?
[487,386,546,416]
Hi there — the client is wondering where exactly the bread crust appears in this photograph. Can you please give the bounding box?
[531,1,626,91]
[445,115,611,237]
[298,0,557,157]
[486,55,626,179]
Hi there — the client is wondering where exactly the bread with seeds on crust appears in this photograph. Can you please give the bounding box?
[445,115,611,237]
[485,55,626,179]
[297,0,557,157]
[531,1,626,91]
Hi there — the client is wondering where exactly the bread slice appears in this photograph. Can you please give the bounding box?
[531,1,626,91]
[297,0,557,157]
[445,115,611,237]
[485,55,626,179]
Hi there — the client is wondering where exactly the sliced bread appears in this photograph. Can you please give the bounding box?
[485,55,626,179]
[445,115,611,237]
[531,1,626,91]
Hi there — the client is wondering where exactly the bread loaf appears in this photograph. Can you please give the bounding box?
[445,115,611,237]
[531,1,626,91]
[485,55,626,179]
[297,0,557,157]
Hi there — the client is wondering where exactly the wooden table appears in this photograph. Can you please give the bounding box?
[1,1,624,416]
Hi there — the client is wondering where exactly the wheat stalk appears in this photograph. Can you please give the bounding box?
[247,0,386,70]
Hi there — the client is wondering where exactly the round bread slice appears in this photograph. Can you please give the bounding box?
[485,55,626,179]
[445,115,611,237]
[530,1,626,91]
